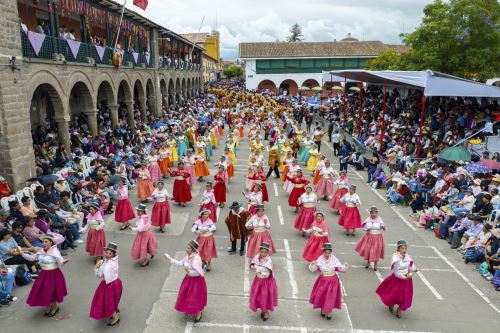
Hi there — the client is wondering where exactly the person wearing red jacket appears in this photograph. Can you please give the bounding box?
[287,169,310,212]
[251,165,269,203]
[170,162,192,207]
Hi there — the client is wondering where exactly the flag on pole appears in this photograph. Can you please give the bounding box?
[133,0,148,10]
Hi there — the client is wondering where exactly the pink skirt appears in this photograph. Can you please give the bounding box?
[316,178,334,198]
[302,235,329,262]
[376,273,413,311]
[309,274,342,313]
[90,278,123,320]
[196,234,218,262]
[175,275,207,315]
[149,163,162,183]
[131,230,158,260]
[151,201,171,227]
[27,268,67,307]
[293,206,317,231]
[249,275,278,312]
[338,206,362,230]
[329,188,348,210]
[247,230,276,258]
[288,187,305,207]
[187,166,197,184]
[200,202,217,223]
[115,199,136,223]
[355,233,385,262]
[86,229,106,257]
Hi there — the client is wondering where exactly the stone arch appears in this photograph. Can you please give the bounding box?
[133,79,145,100]
[117,80,134,127]
[133,79,146,121]
[301,78,320,88]
[175,77,182,104]
[27,71,67,119]
[68,81,93,119]
[279,79,298,96]
[96,80,115,106]
[169,78,176,106]
[181,78,187,100]
[257,80,277,94]
[187,78,192,98]
[146,78,155,117]
[159,79,168,109]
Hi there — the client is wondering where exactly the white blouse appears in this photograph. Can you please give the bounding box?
[340,193,361,206]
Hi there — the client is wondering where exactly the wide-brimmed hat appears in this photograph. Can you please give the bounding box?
[429,171,439,178]
[104,242,118,253]
[136,204,147,212]
[369,206,378,213]
[89,204,100,211]
[322,243,333,251]
[39,234,55,243]
[188,240,199,252]
[229,201,241,209]
[397,239,408,248]
[259,242,270,251]
[473,179,481,185]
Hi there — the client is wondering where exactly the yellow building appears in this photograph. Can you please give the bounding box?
[181,31,221,84]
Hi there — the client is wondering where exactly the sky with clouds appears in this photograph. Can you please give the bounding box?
[126,0,435,59]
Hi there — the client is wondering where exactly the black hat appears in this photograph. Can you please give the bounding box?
[206,181,213,187]
[322,243,333,251]
[369,206,378,212]
[188,240,199,252]
[397,240,407,248]
[136,204,147,212]
[89,203,100,211]
[259,242,270,251]
[229,201,241,209]
[104,242,118,253]
[256,204,265,211]
[484,223,493,230]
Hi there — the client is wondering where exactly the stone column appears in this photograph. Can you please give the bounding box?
[139,97,148,121]
[55,116,71,152]
[84,109,99,136]
[124,100,136,128]
[109,104,119,129]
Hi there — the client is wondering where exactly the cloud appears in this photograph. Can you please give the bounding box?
[126,0,434,59]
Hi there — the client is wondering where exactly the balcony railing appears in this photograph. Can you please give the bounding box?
[158,57,201,71]
[21,31,154,69]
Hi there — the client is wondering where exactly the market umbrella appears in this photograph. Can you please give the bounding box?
[197,117,210,122]
[438,147,471,161]
[478,159,500,170]
[298,86,311,91]
[311,86,322,91]
[153,122,166,128]
[464,162,491,174]
[349,87,360,92]
[38,174,59,186]
[331,86,343,91]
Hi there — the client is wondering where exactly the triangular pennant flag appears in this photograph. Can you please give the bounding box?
[27,31,46,56]
[132,52,139,64]
[94,45,105,61]
[133,0,148,10]
[67,39,81,59]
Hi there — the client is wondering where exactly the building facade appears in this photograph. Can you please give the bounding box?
[239,34,406,95]
[181,31,221,83]
[0,0,203,189]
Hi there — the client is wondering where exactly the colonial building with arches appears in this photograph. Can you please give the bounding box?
[239,34,407,95]
[0,0,203,189]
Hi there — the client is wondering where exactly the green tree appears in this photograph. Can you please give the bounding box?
[287,23,304,42]
[369,48,403,70]
[223,65,244,78]
[400,0,500,81]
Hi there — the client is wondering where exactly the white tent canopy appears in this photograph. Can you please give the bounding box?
[321,71,358,83]
[326,69,500,98]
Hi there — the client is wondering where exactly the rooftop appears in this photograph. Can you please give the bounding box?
[239,40,409,59]
[180,33,208,45]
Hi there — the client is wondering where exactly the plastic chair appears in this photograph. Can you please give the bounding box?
[0,197,10,211]
[16,190,25,202]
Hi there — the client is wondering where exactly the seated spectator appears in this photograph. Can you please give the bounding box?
[418,201,439,229]
[8,200,24,223]
[0,210,12,231]
[451,187,475,215]
[0,229,38,277]
[388,179,410,204]
[0,257,17,306]
[0,176,11,198]
[22,216,44,247]
[34,210,65,247]
[10,221,40,253]
[19,196,37,218]
[53,196,85,244]
[448,213,470,249]
[410,191,425,214]
[54,177,69,196]
[472,193,493,221]
[33,185,51,209]
[46,204,75,249]
[370,166,386,189]
[459,216,484,251]
[465,223,492,264]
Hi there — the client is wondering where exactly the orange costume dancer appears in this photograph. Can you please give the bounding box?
[224,149,234,181]
[137,164,154,202]
[194,152,210,181]
[158,146,172,177]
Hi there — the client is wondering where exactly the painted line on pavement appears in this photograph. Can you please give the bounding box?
[416,271,443,300]
[374,270,384,282]
[370,188,417,232]
[277,205,285,225]
[243,258,250,295]
[273,182,279,196]
[343,241,432,249]
[431,246,500,314]
[184,322,193,333]
[343,301,354,333]
[340,280,347,297]
[283,239,299,299]
[349,265,453,272]
[216,206,220,223]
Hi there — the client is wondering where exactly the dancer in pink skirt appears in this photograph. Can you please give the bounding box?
[376,240,418,318]
[293,185,318,234]
[338,185,362,236]
[86,205,106,260]
[199,182,217,223]
[315,160,338,200]
[329,170,350,213]
[245,205,276,258]
[130,204,157,267]
[164,240,206,323]
[244,184,263,216]
[150,181,172,233]
[26,234,68,317]
[249,242,278,321]
[192,208,217,272]
[90,242,122,326]
[302,211,331,262]
[308,243,347,320]
[115,177,136,231]
[355,206,385,270]
[147,151,162,184]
